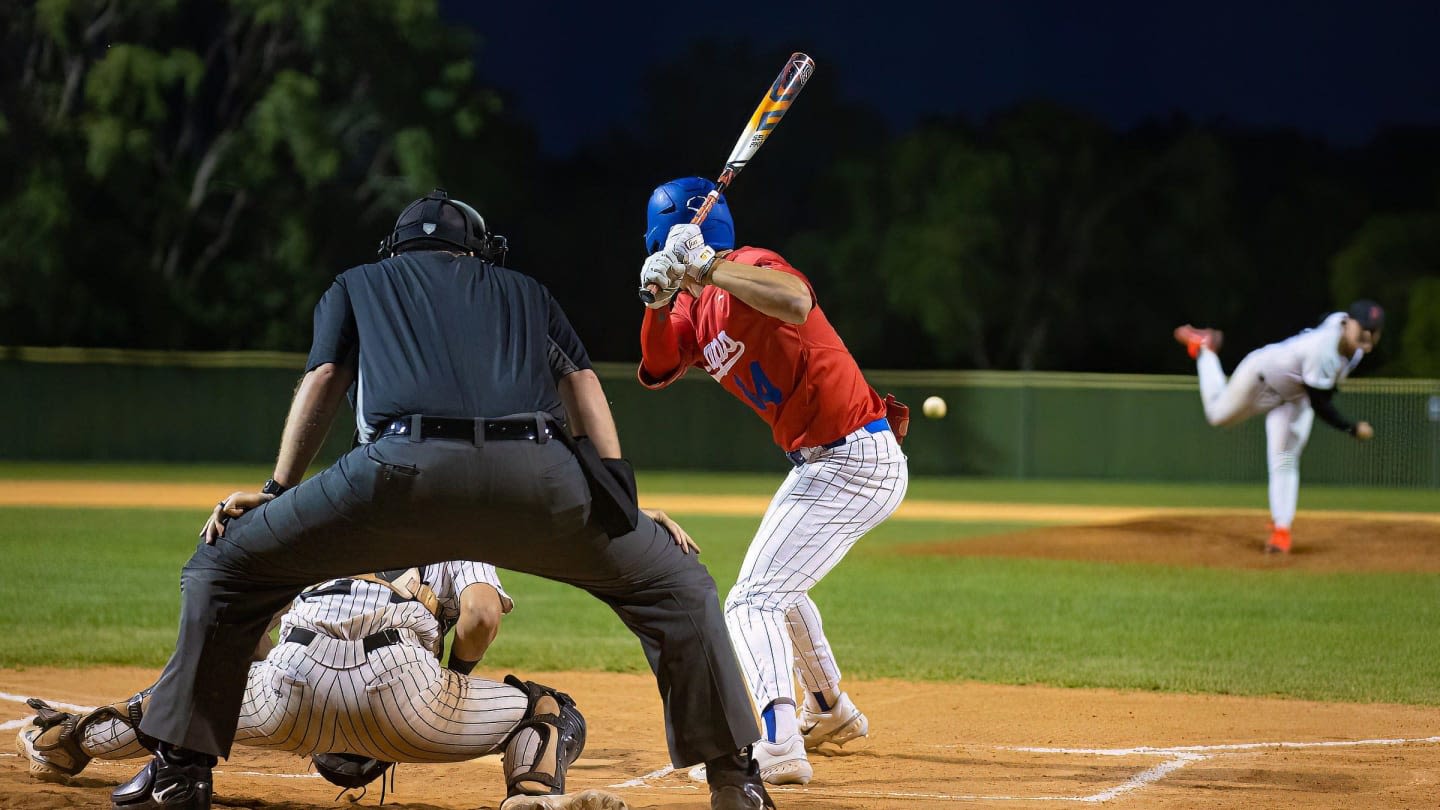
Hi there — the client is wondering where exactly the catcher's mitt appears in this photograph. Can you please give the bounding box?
[312,752,393,789]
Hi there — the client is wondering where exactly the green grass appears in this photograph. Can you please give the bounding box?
[2,468,1438,704]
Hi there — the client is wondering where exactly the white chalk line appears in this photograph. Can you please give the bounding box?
[221,770,321,779]
[2,688,97,733]
[1078,753,1206,803]
[1008,735,1440,755]
[619,735,1440,803]
[0,691,95,712]
[609,764,674,788]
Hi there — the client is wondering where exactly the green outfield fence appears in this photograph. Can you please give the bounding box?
[3,347,1438,487]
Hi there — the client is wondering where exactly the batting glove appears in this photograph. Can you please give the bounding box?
[640,252,682,308]
[664,224,719,282]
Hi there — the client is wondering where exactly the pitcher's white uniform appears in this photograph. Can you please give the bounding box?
[73,561,527,764]
[1193,312,1364,530]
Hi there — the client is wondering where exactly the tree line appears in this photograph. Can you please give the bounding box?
[2,2,1437,375]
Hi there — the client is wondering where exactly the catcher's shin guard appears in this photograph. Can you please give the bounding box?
[500,675,586,799]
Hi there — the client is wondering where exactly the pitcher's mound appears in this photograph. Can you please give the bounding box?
[908,514,1440,572]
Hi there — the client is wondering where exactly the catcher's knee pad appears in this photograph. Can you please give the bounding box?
[501,674,586,798]
[93,687,159,754]
[120,688,158,752]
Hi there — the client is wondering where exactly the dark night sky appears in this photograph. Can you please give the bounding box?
[441,0,1440,155]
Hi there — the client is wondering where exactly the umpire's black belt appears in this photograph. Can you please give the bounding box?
[282,627,402,655]
[376,415,559,444]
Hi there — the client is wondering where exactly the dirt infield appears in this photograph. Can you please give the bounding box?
[5,484,1439,807]
[3,667,1439,810]
[4,481,1439,528]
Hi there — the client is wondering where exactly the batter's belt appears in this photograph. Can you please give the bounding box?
[786,417,891,466]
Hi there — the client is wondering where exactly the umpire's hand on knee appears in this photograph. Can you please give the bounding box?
[203,491,275,543]
[643,508,701,554]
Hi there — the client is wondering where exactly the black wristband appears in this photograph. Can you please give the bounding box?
[448,655,480,675]
[261,478,289,497]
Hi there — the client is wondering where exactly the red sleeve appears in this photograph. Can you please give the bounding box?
[638,305,692,389]
[729,247,817,306]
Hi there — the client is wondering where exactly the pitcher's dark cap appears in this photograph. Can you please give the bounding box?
[1347,299,1385,331]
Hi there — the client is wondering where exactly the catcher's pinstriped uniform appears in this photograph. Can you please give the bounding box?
[640,184,909,789]
[26,561,531,767]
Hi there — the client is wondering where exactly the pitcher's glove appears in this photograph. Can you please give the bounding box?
[640,252,682,309]
[312,752,393,789]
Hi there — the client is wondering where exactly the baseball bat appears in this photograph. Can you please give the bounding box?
[639,52,817,303]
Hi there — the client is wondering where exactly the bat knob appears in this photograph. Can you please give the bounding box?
[638,287,657,305]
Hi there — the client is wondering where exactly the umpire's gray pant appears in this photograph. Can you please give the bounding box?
[140,436,759,767]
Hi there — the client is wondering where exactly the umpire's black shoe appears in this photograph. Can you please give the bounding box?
[112,744,215,810]
[706,747,776,810]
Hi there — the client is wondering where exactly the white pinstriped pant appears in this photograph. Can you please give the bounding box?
[724,427,908,713]
[83,634,528,763]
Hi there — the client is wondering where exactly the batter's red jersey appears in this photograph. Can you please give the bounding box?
[638,247,885,453]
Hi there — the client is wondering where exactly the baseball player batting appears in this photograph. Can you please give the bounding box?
[1174,299,1384,554]
[637,177,911,786]
[17,559,628,810]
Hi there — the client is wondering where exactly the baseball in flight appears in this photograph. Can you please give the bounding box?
[923,396,947,419]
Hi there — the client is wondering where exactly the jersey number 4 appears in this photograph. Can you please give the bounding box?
[737,361,783,411]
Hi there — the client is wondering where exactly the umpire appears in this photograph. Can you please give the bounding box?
[115,190,775,810]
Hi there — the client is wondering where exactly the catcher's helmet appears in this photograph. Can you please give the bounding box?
[378,188,508,264]
[644,176,735,255]
[312,752,393,789]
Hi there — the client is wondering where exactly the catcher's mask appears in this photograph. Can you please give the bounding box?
[644,176,735,255]
[312,752,393,789]
[378,188,508,264]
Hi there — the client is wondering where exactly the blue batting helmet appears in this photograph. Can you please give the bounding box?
[644,177,735,254]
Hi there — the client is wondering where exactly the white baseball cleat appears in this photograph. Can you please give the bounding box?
[800,692,869,752]
[499,789,629,809]
[753,733,812,785]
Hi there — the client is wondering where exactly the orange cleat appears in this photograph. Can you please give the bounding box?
[1265,526,1292,554]
[1173,325,1224,359]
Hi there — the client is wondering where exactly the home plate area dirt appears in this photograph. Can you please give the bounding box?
[4,667,1439,809]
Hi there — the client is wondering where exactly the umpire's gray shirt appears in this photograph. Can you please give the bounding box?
[306,251,592,441]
